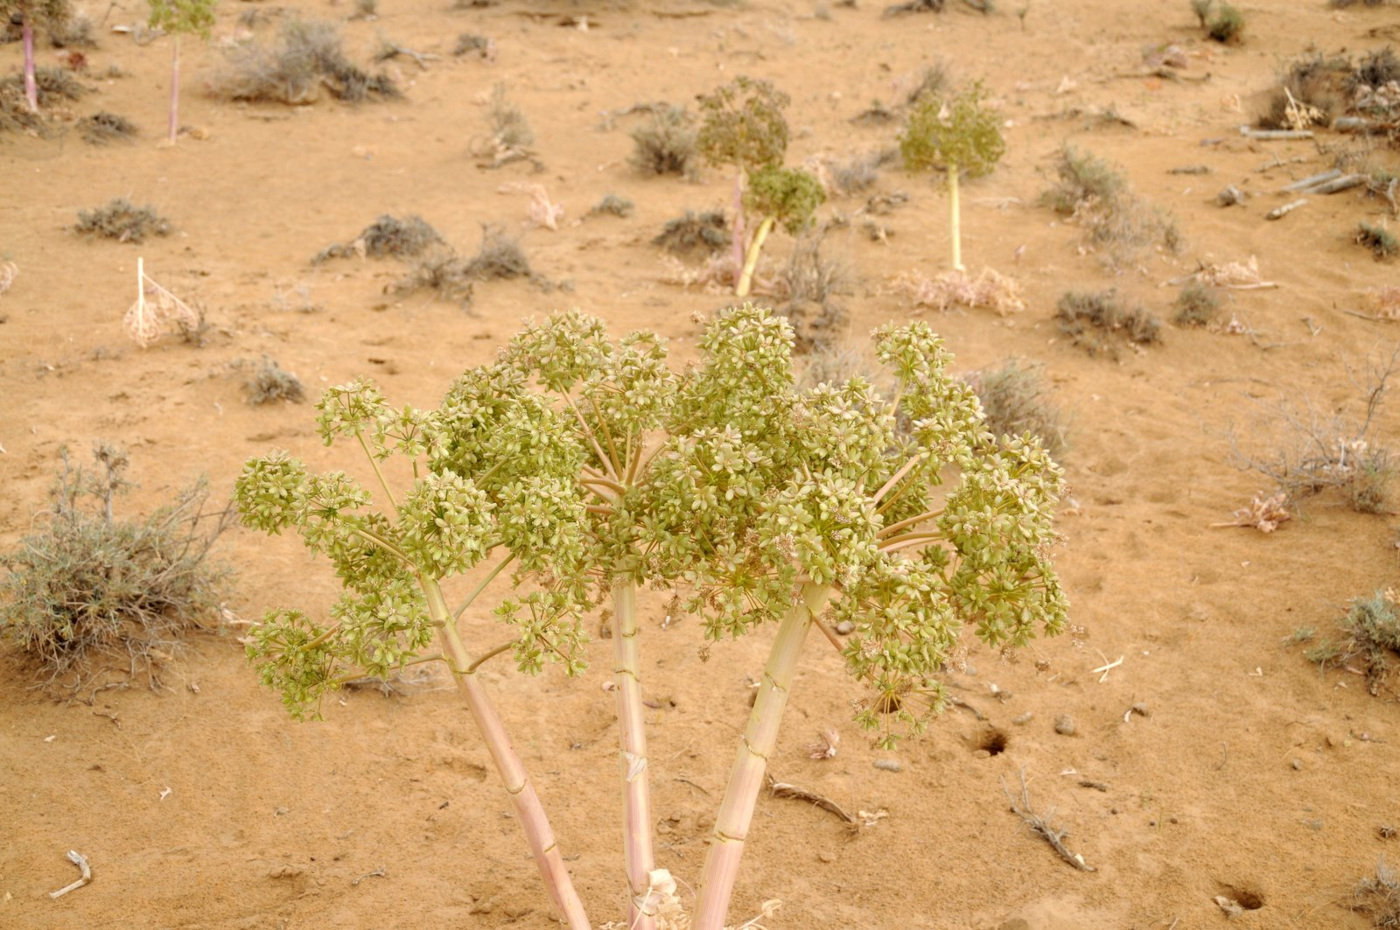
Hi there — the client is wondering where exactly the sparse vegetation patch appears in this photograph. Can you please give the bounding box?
[1054,289,1161,357]
[315,214,444,263]
[1044,146,1179,267]
[653,209,731,258]
[211,18,399,105]
[77,110,137,144]
[630,105,699,178]
[1308,590,1400,697]
[965,359,1069,458]
[75,198,171,243]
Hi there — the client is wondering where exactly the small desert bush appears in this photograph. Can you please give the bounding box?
[1194,1,1244,43]
[394,225,531,307]
[453,33,495,59]
[315,214,444,262]
[965,359,1068,458]
[1351,47,1400,94]
[0,447,231,696]
[212,18,399,105]
[1331,0,1388,7]
[463,223,531,280]
[482,82,533,156]
[1308,590,1400,697]
[1055,289,1161,357]
[814,148,897,197]
[75,199,171,244]
[630,105,699,178]
[588,194,634,218]
[893,267,1026,316]
[1350,858,1400,927]
[1174,282,1221,327]
[653,209,730,258]
[77,111,138,145]
[1359,221,1398,260]
[244,356,305,405]
[1044,146,1179,267]
[1257,54,1348,130]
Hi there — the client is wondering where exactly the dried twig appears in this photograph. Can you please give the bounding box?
[1001,769,1096,872]
[351,865,387,886]
[765,774,856,825]
[123,258,199,348]
[1266,199,1308,221]
[1210,492,1291,533]
[0,260,16,297]
[48,850,93,899]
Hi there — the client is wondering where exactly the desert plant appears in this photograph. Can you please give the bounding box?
[453,32,494,58]
[587,193,634,218]
[736,165,825,296]
[479,82,533,163]
[1359,221,1399,260]
[1308,590,1400,696]
[0,445,231,696]
[1043,146,1179,267]
[653,209,730,258]
[1230,347,1398,513]
[1174,281,1221,327]
[77,110,137,144]
[314,214,444,263]
[630,105,699,178]
[244,356,305,405]
[965,358,1068,458]
[76,199,171,243]
[697,76,791,288]
[1190,0,1211,27]
[211,18,398,105]
[1206,2,1243,43]
[0,0,69,112]
[148,0,216,144]
[900,81,1005,271]
[1055,289,1161,357]
[1257,53,1347,130]
[1351,858,1400,926]
[1351,47,1400,93]
[393,226,531,307]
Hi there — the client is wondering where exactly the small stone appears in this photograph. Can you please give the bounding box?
[972,749,992,760]
[1054,714,1077,736]
[834,620,855,635]
[817,852,835,863]
[1012,712,1034,725]
[1291,758,1303,771]
[998,920,1031,930]
[873,759,901,773]
[1216,185,1246,207]
[469,898,495,915]
[1130,702,1150,717]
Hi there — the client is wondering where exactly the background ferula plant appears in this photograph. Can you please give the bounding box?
[900,80,1006,271]
[636,306,1068,929]
[736,164,826,298]
[235,375,594,929]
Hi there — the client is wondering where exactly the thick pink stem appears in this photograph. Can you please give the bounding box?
[692,584,833,930]
[612,577,656,930]
[22,22,37,113]
[168,36,181,144]
[424,580,592,930]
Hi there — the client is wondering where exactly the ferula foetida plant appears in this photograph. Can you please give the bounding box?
[900,80,1005,271]
[235,305,1067,930]
[736,165,826,298]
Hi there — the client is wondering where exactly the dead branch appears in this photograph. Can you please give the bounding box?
[766,774,856,826]
[1001,769,1097,872]
[48,850,93,899]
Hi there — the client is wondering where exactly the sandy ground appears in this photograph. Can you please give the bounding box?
[3,0,1400,927]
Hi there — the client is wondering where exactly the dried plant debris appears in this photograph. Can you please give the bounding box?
[1308,591,1400,697]
[464,224,531,280]
[964,359,1069,458]
[808,149,897,197]
[1258,53,1349,130]
[454,33,496,59]
[124,261,200,348]
[654,209,731,258]
[882,0,945,17]
[1211,492,1291,532]
[1350,858,1400,927]
[1174,282,1222,327]
[77,111,138,145]
[76,199,171,244]
[315,215,444,263]
[892,268,1026,316]
[244,356,306,405]
[1054,289,1161,357]
[393,225,532,307]
[0,261,16,297]
[474,82,535,166]
[630,105,699,178]
[0,446,232,697]
[1358,221,1398,260]
[211,18,399,105]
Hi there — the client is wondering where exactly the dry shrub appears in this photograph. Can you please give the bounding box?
[1351,858,1400,927]
[892,267,1026,315]
[1054,289,1161,357]
[0,447,232,697]
[630,105,699,178]
[464,223,531,280]
[78,111,138,144]
[1358,221,1398,260]
[0,66,86,133]
[76,199,171,243]
[315,214,444,263]
[964,359,1068,458]
[1372,286,1400,320]
[1044,147,1179,268]
[588,194,635,218]
[211,19,399,105]
[1257,53,1348,130]
[1229,347,1398,513]
[1308,591,1400,697]
[809,148,897,198]
[654,210,730,258]
[473,83,534,166]
[454,33,496,59]
[394,225,530,307]
[244,356,305,405]
[1174,282,1221,327]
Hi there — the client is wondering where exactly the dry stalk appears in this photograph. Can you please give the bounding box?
[1001,768,1097,872]
[0,260,16,296]
[1210,492,1292,532]
[123,258,199,348]
[765,774,855,825]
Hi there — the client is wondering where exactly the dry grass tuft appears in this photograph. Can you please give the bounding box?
[1054,289,1161,357]
[964,359,1069,458]
[211,19,399,105]
[630,105,699,178]
[76,199,171,244]
[244,356,306,405]
[1174,282,1221,327]
[654,210,731,258]
[315,214,444,263]
[394,225,531,308]
[892,267,1026,315]
[1350,858,1400,927]
[1308,592,1400,697]
[78,111,138,145]
[0,447,232,697]
[588,194,635,218]
[453,33,496,59]
[1044,146,1179,268]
